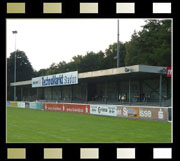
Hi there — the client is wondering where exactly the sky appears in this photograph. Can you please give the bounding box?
[7,19,147,71]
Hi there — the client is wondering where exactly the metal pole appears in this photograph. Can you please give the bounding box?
[37,88,38,100]
[105,80,107,104]
[13,32,17,101]
[117,19,120,68]
[129,79,131,105]
[21,87,23,101]
[71,85,73,103]
[86,83,88,103]
[159,74,162,106]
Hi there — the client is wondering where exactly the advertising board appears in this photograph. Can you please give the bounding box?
[166,67,172,77]
[17,102,25,108]
[138,107,168,121]
[10,101,18,107]
[29,102,37,109]
[117,106,168,121]
[7,101,10,107]
[64,104,90,114]
[36,102,43,109]
[32,71,78,88]
[44,103,63,111]
[117,106,139,119]
[44,103,90,114]
[90,105,117,116]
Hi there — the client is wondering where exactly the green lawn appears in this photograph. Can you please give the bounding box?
[7,107,172,143]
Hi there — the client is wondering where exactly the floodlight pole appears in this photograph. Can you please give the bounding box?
[117,19,120,68]
[12,30,17,101]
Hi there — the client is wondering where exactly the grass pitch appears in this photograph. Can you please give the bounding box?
[7,107,171,143]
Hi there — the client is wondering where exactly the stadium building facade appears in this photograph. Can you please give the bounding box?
[10,65,172,107]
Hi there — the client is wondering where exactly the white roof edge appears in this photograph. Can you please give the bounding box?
[10,80,32,86]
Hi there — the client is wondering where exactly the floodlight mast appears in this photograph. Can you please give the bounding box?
[12,30,18,101]
[117,19,120,68]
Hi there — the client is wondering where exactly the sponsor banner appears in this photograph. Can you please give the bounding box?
[32,77,42,87]
[64,104,90,114]
[7,101,10,107]
[10,101,18,107]
[139,107,168,121]
[117,106,139,119]
[36,102,43,109]
[17,102,25,108]
[32,71,78,88]
[90,105,117,116]
[44,103,90,114]
[166,67,172,77]
[44,103,64,111]
[29,102,37,109]
[117,106,168,121]
[25,102,30,109]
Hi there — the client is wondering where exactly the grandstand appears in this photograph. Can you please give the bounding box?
[10,64,171,107]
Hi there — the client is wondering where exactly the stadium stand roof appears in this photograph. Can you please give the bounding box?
[10,65,167,87]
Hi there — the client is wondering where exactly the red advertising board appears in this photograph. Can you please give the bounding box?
[166,67,172,77]
[44,103,90,114]
[44,103,63,111]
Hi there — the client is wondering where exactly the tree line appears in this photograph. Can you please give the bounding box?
[7,19,171,100]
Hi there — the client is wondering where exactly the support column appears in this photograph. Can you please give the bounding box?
[21,87,23,101]
[28,87,30,101]
[105,80,108,104]
[166,78,169,98]
[37,88,39,101]
[71,85,73,102]
[86,83,88,103]
[117,81,119,102]
[129,79,131,105]
[61,87,63,101]
[159,74,162,106]
[51,87,53,101]
[139,80,143,102]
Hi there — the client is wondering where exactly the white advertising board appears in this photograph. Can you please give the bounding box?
[17,102,25,108]
[29,102,37,109]
[90,105,117,116]
[32,71,78,88]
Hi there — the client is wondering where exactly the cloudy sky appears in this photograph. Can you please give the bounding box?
[7,19,147,71]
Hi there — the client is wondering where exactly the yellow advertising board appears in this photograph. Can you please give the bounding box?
[10,101,18,107]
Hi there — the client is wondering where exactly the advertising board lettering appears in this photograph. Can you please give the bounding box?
[117,106,139,118]
[90,105,117,116]
[44,103,90,114]
[158,109,164,119]
[139,110,152,118]
[166,67,172,77]
[32,71,78,88]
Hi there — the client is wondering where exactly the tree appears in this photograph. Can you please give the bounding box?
[125,20,171,66]
[103,42,126,69]
[7,50,34,100]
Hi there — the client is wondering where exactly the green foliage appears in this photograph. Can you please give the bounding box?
[40,43,127,76]
[125,20,171,66]
[7,50,34,100]
[104,42,126,69]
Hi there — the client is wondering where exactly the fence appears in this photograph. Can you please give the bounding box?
[7,101,172,122]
